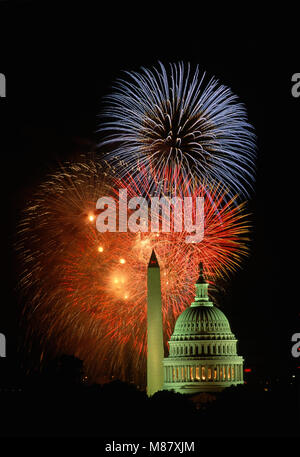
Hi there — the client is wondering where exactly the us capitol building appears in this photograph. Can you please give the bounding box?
[163,264,244,393]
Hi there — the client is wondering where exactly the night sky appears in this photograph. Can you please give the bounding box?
[0,2,299,388]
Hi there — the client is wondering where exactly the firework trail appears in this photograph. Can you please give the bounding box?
[16,158,250,386]
[98,61,256,199]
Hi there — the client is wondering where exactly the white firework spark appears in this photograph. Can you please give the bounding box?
[98,61,256,199]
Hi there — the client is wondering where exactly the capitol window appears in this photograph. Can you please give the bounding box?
[201,366,206,381]
[207,368,212,380]
[190,366,194,381]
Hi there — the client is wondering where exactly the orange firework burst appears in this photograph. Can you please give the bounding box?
[16,158,250,386]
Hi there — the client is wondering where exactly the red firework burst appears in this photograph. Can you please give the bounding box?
[16,158,250,386]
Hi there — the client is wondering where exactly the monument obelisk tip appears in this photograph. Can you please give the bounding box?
[148,249,159,268]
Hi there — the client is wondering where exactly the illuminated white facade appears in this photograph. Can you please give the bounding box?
[163,264,244,393]
[147,250,164,396]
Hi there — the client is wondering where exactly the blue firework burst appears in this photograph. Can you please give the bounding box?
[98,62,256,199]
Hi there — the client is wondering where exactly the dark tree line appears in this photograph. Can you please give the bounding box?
[0,355,299,437]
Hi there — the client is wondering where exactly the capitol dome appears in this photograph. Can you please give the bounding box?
[172,305,232,338]
[163,264,244,393]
